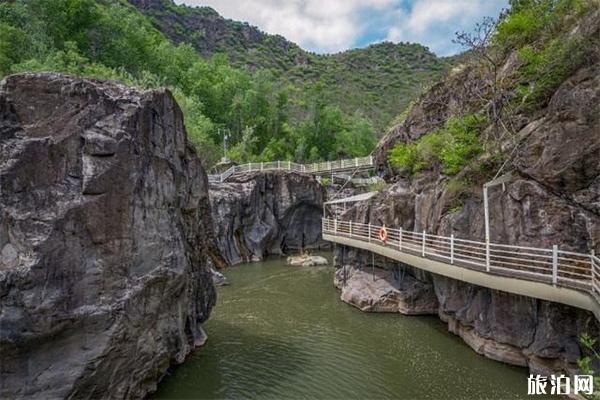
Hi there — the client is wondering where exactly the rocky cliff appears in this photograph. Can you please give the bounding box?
[334,9,600,375]
[210,171,326,265]
[0,73,216,398]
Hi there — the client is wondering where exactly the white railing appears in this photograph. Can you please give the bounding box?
[323,218,600,305]
[208,156,374,183]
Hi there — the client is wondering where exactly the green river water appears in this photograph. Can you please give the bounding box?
[153,254,541,400]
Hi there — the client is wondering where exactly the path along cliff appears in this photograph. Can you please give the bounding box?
[333,8,600,375]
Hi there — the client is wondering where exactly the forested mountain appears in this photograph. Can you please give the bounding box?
[0,0,451,167]
[129,0,452,130]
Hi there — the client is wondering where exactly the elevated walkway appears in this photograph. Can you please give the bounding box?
[208,156,374,183]
[322,218,600,320]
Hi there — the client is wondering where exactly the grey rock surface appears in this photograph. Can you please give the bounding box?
[334,264,438,314]
[210,171,327,265]
[287,254,328,267]
[334,17,600,374]
[0,73,216,399]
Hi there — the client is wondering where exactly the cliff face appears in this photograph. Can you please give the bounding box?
[0,73,216,399]
[335,11,600,374]
[210,171,327,265]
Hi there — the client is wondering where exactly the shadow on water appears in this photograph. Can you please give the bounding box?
[153,319,312,400]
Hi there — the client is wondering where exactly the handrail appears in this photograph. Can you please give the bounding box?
[208,156,374,182]
[322,218,600,316]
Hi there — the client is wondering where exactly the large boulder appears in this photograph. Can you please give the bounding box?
[210,171,327,265]
[334,264,438,314]
[0,73,216,399]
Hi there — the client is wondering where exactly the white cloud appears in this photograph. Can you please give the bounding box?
[177,0,399,53]
[386,0,508,55]
[176,0,508,55]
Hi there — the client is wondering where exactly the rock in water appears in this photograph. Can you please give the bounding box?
[0,73,216,399]
[211,268,230,286]
[286,254,329,267]
[334,265,438,314]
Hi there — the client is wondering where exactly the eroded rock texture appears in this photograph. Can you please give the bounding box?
[0,73,216,399]
[335,12,600,374]
[210,171,327,265]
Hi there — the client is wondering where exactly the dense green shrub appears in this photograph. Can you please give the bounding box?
[516,37,591,107]
[389,114,487,175]
[495,0,593,50]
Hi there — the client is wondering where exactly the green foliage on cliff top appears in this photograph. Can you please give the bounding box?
[496,0,597,108]
[0,0,377,167]
[389,113,487,176]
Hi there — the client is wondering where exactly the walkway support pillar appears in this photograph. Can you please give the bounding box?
[371,252,375,282]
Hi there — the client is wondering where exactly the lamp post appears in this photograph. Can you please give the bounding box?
[221,128,230,163]
[483,172,513,271]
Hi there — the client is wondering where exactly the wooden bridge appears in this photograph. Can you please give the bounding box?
[322,218,600,320]
[208,156,374,183]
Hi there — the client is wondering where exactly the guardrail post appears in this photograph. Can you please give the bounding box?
[399,228,402,251]
[552,245,558,286]
[261,162,264,171]
[355,158,358,167]
[485,240,490,272]
[349,221,352,237]
[368,223,372,243]
[301,164,305,173]
[422,231,426,257]
[334,219,337,234]
[277,160,281,169]
[591,250,596,292]
[450,234,454,264]
[288,160,291,170]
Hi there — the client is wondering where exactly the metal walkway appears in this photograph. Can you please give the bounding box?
[322,218,600,320]
[208,156,374,183]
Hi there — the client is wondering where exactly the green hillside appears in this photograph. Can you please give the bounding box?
[129,0,452,131]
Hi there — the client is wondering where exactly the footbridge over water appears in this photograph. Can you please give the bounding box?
[208,156,375,183]
[322,218,600,321]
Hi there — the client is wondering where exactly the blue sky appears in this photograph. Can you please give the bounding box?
[177,0,509,56]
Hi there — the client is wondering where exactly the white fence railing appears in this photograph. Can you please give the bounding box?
[208,156,374,183]
[323,218,600,305]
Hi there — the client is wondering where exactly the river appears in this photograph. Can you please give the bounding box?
[153,253,541,399]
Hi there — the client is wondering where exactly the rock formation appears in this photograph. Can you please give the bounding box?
[335,10,600,375]
[0,73,216,399]
[287,254,328,267]
[210,171,327,265]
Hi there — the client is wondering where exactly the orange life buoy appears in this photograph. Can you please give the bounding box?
[378,226,388,243]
